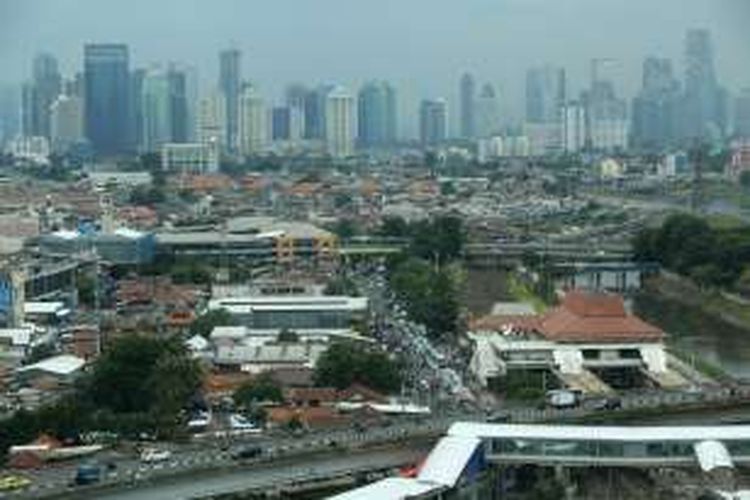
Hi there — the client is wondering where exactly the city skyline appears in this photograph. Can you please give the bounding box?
[2,0,750,135]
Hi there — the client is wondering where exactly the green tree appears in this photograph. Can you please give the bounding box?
[277,328,300,343]
[323,275,359,296]
[190,309,237,338]
[378,216,410,239]
[409,215,465,266]
[233,373,284,407]
[314,342,401,393]
[87,336,202,416]
[740,170,750,190]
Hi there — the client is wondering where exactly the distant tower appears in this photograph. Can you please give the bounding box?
[682,29,726,141]
[357,80,397,149]
[22,53,62,139]
[140,67,172,152]
[238,83,269,155]
[219,48,242,152]
[420,99,448,146]
[476,83,500,138]
[84,44,131,155]
[526,65,566,124]
[325,86,356,158]
[459,73,476,139]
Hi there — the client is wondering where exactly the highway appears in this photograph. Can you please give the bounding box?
[46,444,431,500]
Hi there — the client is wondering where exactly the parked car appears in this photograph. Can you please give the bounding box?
[231,446,263,460]
[140,448,172,463]
[73,464,101,486]
[546,390,580,409]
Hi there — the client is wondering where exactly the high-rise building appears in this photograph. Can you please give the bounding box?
[735,89,750,139]
[583,78,629,152]
[632,57,681,150]
[420,99,448,146]
[0,84,20,147]
[219,48,241,151]
[22,53,62,139]
[140,69,172,152]
[476,83,500,138]
[196,92,226,147]
[324,86,356,158]
[50,94,84,153]
[357,80,397,149]
[682,29,727,141]
[238,84,269,155]
[84,44,131,155]
[303,85,334,141]
[167,65,189,143]
[272,107,291,142]
[561,102,586,153]
[526,66,566,124]
[460,73,476,139]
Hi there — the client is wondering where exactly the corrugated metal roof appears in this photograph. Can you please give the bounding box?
[418,436,481,487]
[330,477,441,500]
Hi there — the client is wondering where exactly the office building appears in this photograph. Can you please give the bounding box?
[561,102,586,153]
[632,57,681,150]
[238,84,269,155]
[22,53,62,139]
[526,66,566,124]
[357,80,397,149]
[325,86,356,158]
[167,65,190,143]
[50,95,84,153]
[476,83,500,138]
[140,69,172,152]
[459,73,476,139]
[285,84,308,141]
[84,44,131,155]
[420,99,448,146]
[219,48,241,151]
[196,92,226,147]
[303,85,334,141]
[0,84,20,148]
[584,80,629,151]
[682,29,727,141]
[272,107,291,142]
[734,89,750,139]
[161,142,219,174]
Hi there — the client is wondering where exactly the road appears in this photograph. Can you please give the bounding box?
[58,445,432,500]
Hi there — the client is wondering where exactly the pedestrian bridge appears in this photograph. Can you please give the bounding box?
[450,423,750,470]
[334,423,750,499]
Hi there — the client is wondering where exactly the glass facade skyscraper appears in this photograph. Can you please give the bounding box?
[84,44,130,155]
[219,48,241,152]
[357,80,397,149]
[420,98,448,146]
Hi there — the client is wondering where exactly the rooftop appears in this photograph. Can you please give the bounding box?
[17,354,85,376]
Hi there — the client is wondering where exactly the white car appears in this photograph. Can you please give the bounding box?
[229,414,261,432]
[140,448,172,463]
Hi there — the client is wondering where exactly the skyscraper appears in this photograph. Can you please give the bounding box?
[50,94,84,153]
[304,85,334,141]
[140,68,172,152]
[219,48,241,151]
[561,101,586,153]
[632,57,681,150]
[272,107,291,142]
[357,80,397,149]
[196,92,226,147]
[325,86,356,158]
[22,53,62,138]
[682,29,726,141]
[420,99,448,146]
[285,83,309,140]
[526,66,566,124]
[84,44,131,155]
[459,73,476,139]
[476,83,500,138]
[583,79,629,151]
[238,84,269,155]
[167,65,189,143]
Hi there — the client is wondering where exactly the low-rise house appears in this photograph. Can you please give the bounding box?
[15,354,85,389]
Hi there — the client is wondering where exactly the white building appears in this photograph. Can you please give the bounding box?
[50,95,84,153]
[590,118,629,151]
[525,122,561,156]
[325,86,356,158]
[196,92,226,150]
[562,103,586,153]
[8,136,50,165]
[161,142,219,174]
[468,291,673,392]
[238,84,269,156]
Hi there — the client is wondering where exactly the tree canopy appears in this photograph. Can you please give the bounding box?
[233,373,284,408]
[314,342,401,393]
[190,308,236,338]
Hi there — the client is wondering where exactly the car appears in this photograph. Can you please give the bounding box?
[231,446,263,460]
[229,413,261,432]
[486,411,511,423]
[140,448,172,463]
[73,464,101,486]
[0,475,31,491]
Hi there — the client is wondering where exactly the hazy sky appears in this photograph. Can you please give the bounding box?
[2,0,749,134]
